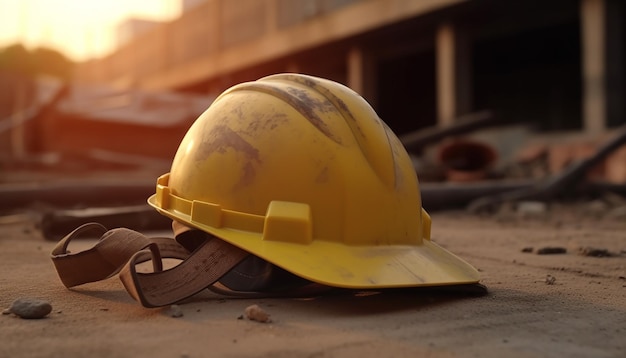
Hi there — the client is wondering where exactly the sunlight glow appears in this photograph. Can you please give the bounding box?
[0,0,181,62]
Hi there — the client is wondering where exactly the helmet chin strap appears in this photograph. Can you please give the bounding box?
[173,220,316,293]
[51,222,329,307]
[51,222,249,308]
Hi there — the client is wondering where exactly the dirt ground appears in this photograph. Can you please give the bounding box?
[1,205,625,358]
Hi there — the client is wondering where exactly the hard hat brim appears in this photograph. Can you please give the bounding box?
[149,195,480,289]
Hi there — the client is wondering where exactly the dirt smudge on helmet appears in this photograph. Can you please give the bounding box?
[315,166,329,184]
[196,124,261,189]
[197,124,260,162]
[279,74,401,188]
[244,112,289,133]
[236,161,256,190]
[230,82,342,144]
[283,86,341,144]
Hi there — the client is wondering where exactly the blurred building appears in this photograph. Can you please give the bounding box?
[117,18,162,47]
[75,0,624,137]
[0,72,36,161]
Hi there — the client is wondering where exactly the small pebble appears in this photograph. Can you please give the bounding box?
[7,298,52,319]
[537,247,567,255]
[585,200,609,216]
[516,201,548,216]
[608,206,626,220]
[602,192,626,206]
[168,304,184,318]
[578,247,611,257]
[244,304,271,323]
[521,247,534,253]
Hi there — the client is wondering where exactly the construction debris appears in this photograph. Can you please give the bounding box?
[40,204,172,241]
[467,124,626,212]
[437,139,497,182]
[399,110,497,153]
[0,179,156,210]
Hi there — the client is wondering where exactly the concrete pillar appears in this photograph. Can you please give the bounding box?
[605,0,625,127]
[581,0,607,133]
[347,47,365,94]
[436,23,456,127]
[436,22,472,127]
[347,46,376,106]
[10,81,27,160]
[455,24,473,117]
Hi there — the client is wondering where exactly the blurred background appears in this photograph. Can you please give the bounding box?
[0,0,625,214]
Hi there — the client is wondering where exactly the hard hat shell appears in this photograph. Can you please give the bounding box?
[148,73,479,288]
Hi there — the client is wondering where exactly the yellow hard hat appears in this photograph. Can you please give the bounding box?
[148,73,479,289]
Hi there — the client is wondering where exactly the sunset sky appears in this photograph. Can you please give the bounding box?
[0,0,181,62]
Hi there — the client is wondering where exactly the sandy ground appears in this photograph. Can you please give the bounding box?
[1,206,625,358]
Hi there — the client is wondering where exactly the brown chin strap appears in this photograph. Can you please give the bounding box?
[51,223,250,308]
[51,223,333,307]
